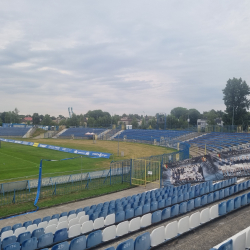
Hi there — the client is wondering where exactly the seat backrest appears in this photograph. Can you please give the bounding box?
[217,239,233,250]
[69,235,86,250]
[179,202,187,214]
[23,221,32,229]
[26,225,38,234]
[218,202,227,216]
[104,214,115,226]
[102,225,116,242]
[42,216,51,223]
[116,238,134,250]
[17,232,31,244]
[150,226,165,247]
[1,230,14,240]
[48,218,58,226]
[200,208,210,224]
[129,217,141,232]
[37,233,53,249]
[53,228,68,243]
[178,216,190,234]
[68,214,77,221]
[59,216,68,223]
[2,236,17,249]
[79,215,89,225]
[134,232,150,250]
[232,231,246,250]
[51,214,60,220]
[56,221,68,231]
[152,210,162,224]
[45,224,57,234]
[51,241,69,250]
[81,221,94,234]
[93,217,104,230]
[210,204,219,220]
[12,224,22,232]
[31,228,44,239]
[115,211,125,224]
[134,206,142,217]
[14,227,26,237]
[125,208,134,220]
[4,242,20,250]
[37,221,48,229]
[165,221,178,240]
[161,207,171,220]
[116,221,129,237]
[21,237,37,250]
[142,204,150,214]
[189,212,200,229]
[140,213,152,228]
[69,218,79,228]
[77,211,85,220]
[86,230,102,248]
[68,224,81,238]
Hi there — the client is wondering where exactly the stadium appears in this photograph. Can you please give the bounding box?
[1,125,250,250]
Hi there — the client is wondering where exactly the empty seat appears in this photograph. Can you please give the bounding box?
[194,197,201,208]
[104,214,115,226]
[86,230,102,248]
[59,216,68,223]
[32,219,41,226]
[116,221,129,237]
[161,207,171,220]
[201,195,207,206]
[31,228,44,238]
[2,236,17,249]
[241,194,247,206]
[178,216,190,234]
[69,235,86,250]
[23,221,32,229]
[226,199,234,213]
[140,213,152,228]
[37,221,48,229]
[14,227,26,238]
[68,224,81,238]
[51,242,69,250]
[207,193,214,204]
[171,204,179,217]
[12,224,22,232]
[134,206,142,217]
[42,216,51,223]
[116,238,134,250]
[210,204,219,220]
[179,202,187,214]
[56,221,68,231]
[68,214,76,221]
[26,225,37,234]
[21,237,37,250]
[152,210,162,224]
[51,214,60,220]
[17,232,31,244]
[129,217,141,232]
[189,212,200,229]
[150,201,158,212]
[4,242,20,250]
[115,211,125,224]
[76,212,85,220]
[93,217,104,230]
[142,204,150,214]
[1,226,11,234]
[102,225,116,242]
[1,230,14,241]
[150,226,165,247]
[37,233,53,249]
[68,218,79,228]
[45,225,57,234]
[200,208,210,224]
[134,232,151,250]
[218,202,227,216]
[79,215,89,225]
[53,228,68,243]
[48,219,58,226]
[125,209,134,220]
[81,221,94,234]
[234,197,241,209]
[187,200,194,212]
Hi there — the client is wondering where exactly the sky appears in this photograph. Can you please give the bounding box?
[0,0,250,117]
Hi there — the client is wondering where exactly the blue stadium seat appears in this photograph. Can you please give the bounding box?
[23,221,32,228]
[234,185,238,193]
[21,237,37,250]
[4,242,20,250]
[165,197,171,207]
[177,194,183,203]
[134,232,150,250]
[99,211,107,218]
[37,233,53,249]
[226,199,234,213]
[142,204,150,214]
[82,207,89,213]
[116,238,134,250]
[183,192,189,201]
[219,189,224,199]
[241,194,247,206]
[51,214,60,220]
[31,228,44,239]
[2,236,17,249]
[158,199,165,209]
[152,210,162,224]
[214,191,219,201]
[115,211,125,223]
[52,242,69,250]
[69,236,86,250]
[134,206,142,217]
[150,201,158,212]
[217,239,232,250]
[200,188,205,196]
[171,196,177,205]
[218,202,227,216]
[12,223,22,232]
[238,183,242,191]
[234,197,241,209]
[171,204,179,217]
[179,202,187,214]
[187,199,194,212]
[247,192,250,204]
[224,188,229,197]
[90,213,99,221]
[162,207,171,220]
[33,219,42,226]
[194,197,201,208]
[17,232,31,244]
[195,189,200,197]
[42,216,51,222]
[189,191,195,199]
[125,209,134,220]
[76,208,83,214]
[1,226,11,234]
[86,230,102,248]
[53,228,68,243]
[201,195,207,206]
[229,186,234,196]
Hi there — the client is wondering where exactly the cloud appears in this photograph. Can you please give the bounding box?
[0,0,250,116]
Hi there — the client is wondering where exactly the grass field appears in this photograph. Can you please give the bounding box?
[0,139,175,182]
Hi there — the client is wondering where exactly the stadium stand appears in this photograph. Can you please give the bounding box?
[58,128,107,138]
[112,129,192,142]
[188,132,250,153]
[2,177,248,250]
[0,127,30,137]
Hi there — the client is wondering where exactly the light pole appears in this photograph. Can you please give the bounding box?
[187,112,190,130]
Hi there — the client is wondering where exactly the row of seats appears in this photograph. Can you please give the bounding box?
[105,191,250,250]
[1,178,235,239]
[0,178,242,250]
[0,128,30,137]
[211,226,250,250]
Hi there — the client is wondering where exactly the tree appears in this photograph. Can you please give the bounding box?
[203,110,217,125]
[131,118,138,129]
[32,113,40,125]
[171,107,188,119]
[222,78,250,126]
[188,109,201,126]
[41,114,53,126]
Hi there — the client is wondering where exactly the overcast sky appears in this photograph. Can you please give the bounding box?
[0,0,250,117]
